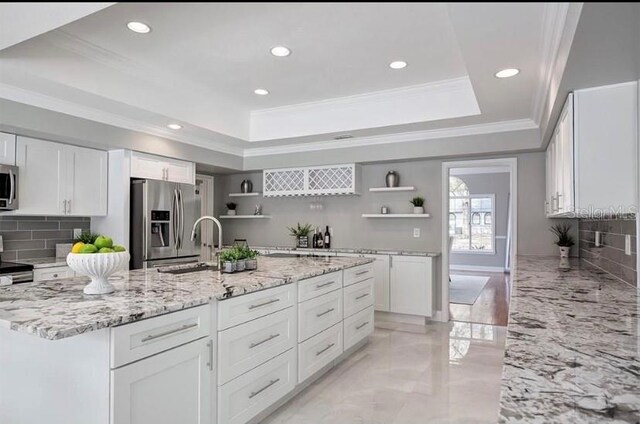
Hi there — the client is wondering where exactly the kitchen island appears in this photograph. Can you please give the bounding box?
[499,257,639,423]
[0,255,375,424]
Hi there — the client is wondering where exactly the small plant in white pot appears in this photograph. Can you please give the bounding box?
[219,249,236,273]
[550,223,574,259]
[410,197,425,214]
[226,202,237,216]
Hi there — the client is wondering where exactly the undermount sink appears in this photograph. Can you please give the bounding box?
[156,262,218,275]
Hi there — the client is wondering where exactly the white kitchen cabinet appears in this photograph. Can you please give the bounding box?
[33,266,74,282]
[337,254,390,312]
[131,151,195,184]
[546,82,638,217]
[263,164,361,197]
[16,136,107,216]
[0,132,16,165]
[389,255,433,317]
[111,337,212,424]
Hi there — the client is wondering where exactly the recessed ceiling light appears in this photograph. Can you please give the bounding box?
[127,21,151,34]
[270,46,291,57]
[254,88,269,96]
[389,61,407,70]
[167,123,182,130]
[495,68,520,78]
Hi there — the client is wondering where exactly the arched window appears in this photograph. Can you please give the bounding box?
[449,176,469,197]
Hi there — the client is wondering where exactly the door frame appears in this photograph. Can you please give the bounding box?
[440,157,518,322]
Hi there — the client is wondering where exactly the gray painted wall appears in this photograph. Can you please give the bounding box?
[449,172,510,269]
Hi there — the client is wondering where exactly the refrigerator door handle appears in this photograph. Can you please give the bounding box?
[173,189,179,250]
[179,188,185,251]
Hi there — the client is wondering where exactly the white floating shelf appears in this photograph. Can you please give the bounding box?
[219,215,271,219]
[369,186,416,192]
[362,213,431,218]
[228,192,261,197]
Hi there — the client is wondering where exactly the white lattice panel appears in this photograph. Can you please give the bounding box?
[263,168,306,196]
[307,165,355,195]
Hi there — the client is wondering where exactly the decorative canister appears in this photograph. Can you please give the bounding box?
[381,206,390,214]
[245,258,258,271]
[385,171,399,188]
[241,179,253,193]
[235,259,246,272]
[222,261,235,273]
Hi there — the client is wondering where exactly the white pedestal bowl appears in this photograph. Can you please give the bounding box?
[67,252,130,294]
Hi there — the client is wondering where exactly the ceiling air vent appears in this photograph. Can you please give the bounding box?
[334,134,353,140]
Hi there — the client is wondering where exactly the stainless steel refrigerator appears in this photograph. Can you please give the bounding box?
[130,179,201,269]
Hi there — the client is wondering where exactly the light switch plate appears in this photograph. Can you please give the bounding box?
[625,234,632,255]
[413,228,421,238]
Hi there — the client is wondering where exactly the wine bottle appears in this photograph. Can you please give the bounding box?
[312,228,318,248]
[316,227,323,248]
[324,226,331,249]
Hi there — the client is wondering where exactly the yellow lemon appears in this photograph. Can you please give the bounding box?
[71,242,85,253]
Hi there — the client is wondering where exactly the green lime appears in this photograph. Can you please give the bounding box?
[94,236,113,250]
[99,247,115,253]
[80,244,98,254]
[113,245,126,252]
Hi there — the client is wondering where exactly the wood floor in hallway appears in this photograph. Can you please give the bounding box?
[448,271,511,326]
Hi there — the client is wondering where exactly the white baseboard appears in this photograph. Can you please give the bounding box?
[450,264,505,273]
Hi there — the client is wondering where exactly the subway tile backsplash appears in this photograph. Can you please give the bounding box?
[0,216,90,261]
[579,217,637,286]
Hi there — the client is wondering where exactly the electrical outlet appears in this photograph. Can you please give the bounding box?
[413,228,421,238]
[625,234,632,255]
[595,231,601,247]
[73,228,83,239]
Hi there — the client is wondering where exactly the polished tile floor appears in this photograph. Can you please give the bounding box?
[263,321,507,424]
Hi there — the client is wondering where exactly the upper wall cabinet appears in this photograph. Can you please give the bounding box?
[0,133,16,166]
[15,136,108,216]
[263,164,361,197]
[130,151,195,185]
[546,82,638,217]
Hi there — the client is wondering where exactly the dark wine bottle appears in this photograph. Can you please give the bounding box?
[324,226,331,249]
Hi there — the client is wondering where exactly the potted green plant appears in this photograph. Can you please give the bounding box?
[232,246,246,271]
[550,224,575,259]
[288,223,313,248]
[244,248,259,271]
[410,196,425,214]
[219,249,236,273]
[226,202,237,216]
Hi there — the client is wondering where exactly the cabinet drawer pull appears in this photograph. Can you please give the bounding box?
[248,298,280,310]
[316,343,335,356]
[249,333,280,349]
[315,281,335,289]
[316,307,335,318]
[356,321,369,330]
[249,378,280,399]
[52,274,59,278]
[355,293,369,300]
[141,322,199,343]
[355,270,369,276]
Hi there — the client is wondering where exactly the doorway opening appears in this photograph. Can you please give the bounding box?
[441,158,517,326]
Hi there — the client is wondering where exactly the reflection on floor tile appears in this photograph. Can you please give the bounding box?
[262,322,507,424]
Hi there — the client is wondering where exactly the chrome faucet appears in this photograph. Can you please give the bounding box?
[191,216,223,269]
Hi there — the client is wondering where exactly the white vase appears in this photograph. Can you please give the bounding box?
[413,206,424,214]
[559,246,570,258]
[227,210,236,216]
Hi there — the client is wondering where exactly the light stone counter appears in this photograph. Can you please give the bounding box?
[249,245,441,257]
[0,255,373,341]
[499,256,639,423]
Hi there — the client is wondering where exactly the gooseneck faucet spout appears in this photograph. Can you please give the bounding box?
[191,216,223,269]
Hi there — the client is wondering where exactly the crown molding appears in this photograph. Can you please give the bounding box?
[243,119,538,157]
[531,3,570,126]
[0,82,244,156]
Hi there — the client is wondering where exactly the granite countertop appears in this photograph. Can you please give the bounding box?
[499,256,639,423]
[18,257,70,268]
[0,255,373,341]
[250,245,441,257]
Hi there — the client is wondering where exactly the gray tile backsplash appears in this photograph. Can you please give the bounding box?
[0,216,90,261]
[579,217,637,286]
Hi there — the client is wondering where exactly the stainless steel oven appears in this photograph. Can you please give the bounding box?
[0,165,18,211]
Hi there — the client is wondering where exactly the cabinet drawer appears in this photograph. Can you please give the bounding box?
[344,306,374,351]
[218,307,296,385]
[298,271,342,303]
[218,284,296,330]
[343,263,374,287]
[298,322,343,384]
[110,304,211,368]
[298,289,342,342]
[218,348,296,424]
[33,266,74,282]
[343,277,374,318]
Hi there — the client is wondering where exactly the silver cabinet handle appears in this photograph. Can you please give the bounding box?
[316,307,335,317]
[316,281,335,289]
[249,378,280,399]
[141,322,199,343]
[207,339,214,371]
[249,333,280,349]
[355,270,369,276]
[355,293,369,300]
[316,343,335,356]
[248,298,280,310]
[356,321,369,330]
[67,199,71,214]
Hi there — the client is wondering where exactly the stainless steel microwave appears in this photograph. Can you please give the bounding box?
[0,165,18,211]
